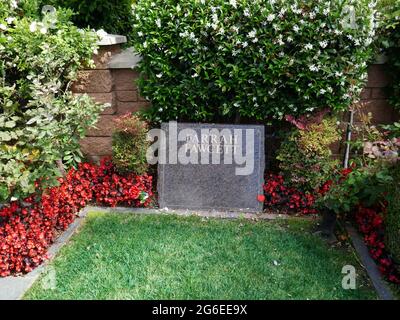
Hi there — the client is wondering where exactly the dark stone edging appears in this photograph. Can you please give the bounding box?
[346,222,396,300]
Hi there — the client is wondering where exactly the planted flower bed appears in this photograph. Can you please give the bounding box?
[0,158,153,277]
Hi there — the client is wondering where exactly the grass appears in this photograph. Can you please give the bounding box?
[24,212,377,300]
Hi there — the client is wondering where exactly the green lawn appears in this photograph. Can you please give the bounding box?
[24,212,376,300]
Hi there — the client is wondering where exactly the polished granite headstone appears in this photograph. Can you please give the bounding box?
[157,122,265,212]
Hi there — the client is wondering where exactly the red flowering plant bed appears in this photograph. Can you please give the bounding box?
[355,205,400,285]
[0,158,153,277]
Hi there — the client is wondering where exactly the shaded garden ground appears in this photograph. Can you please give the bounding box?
[25,212,376,300]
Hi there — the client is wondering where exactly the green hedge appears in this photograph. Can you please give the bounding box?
[131,0,377,123]
[378,0,400,110]
[385,164,400,264]
[38,0,135,36]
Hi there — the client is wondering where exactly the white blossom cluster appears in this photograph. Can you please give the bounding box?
[131,0,378,121]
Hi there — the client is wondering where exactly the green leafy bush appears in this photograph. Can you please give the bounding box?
[131,0,377,123]
[112,114,150,176]
[316,108,399,215]
[385,164,400,263]
[40,0,135,36]
[0,1,104,202]
[377,0,400,110]
[276,116,341,192]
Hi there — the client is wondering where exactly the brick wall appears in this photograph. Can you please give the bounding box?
[75,41,398,162]
[360,64,398,124]
[73,44,150,162]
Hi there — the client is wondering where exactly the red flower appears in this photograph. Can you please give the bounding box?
[257,195,266,203]
[0,157,153,277]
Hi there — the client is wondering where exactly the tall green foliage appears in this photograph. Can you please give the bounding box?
[0,1,104,202]
[378,0,400,110]
[385,163,400,263]
[39,0,135,36]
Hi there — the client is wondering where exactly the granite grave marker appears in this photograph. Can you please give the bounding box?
[156,122,265,212]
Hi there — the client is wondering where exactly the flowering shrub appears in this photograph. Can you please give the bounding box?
[0,1,104,202]
[276,114,341,192]
[112,114,150,176]
[0,158,153,277]
[131,0,377,123]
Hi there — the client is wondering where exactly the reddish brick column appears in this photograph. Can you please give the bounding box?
[73,43,150,162]
[360,64,398,125]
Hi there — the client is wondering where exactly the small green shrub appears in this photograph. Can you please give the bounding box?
[40,0,135,36]
[112,115,150,175]
[385,164,400,264]
[276,116,341,192]
[131,0,377,123]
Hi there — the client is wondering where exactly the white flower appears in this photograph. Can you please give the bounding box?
[293,25,300,33]
[0,24,7,31]
[232,26,239,33]
[244,8,250,17]
[229,0,237,8]
[192,73,199,78]
[29,22,37,33]
[242,41,248,48]
[143,41,148,48]
[156,73,163,78]
[6,17,15,24]
[320,89,326,94]
[267,14,275,22]
[40,27,47,34]
[10,0,18,9]
[319,40,328,48]
[287,36,293,42]
[279,8,287,17]
[309,64,319,72]
[138,31,143,37]
[156,18,161,28]
[252,37,258,43]
[323,8,330,16]
[304,43,313,50]
[96,29,108,38]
